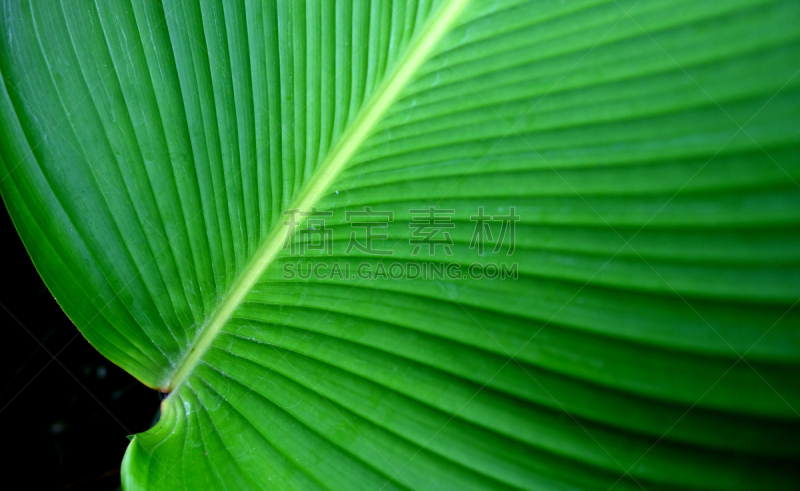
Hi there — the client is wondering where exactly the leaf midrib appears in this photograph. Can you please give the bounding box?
[165,0,469,392]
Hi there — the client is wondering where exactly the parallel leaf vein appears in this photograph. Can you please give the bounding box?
[166,0,469,391]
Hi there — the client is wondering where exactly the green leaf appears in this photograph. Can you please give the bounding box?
[2,0,800,489]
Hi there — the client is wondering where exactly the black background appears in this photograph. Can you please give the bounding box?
[1,202,160,490]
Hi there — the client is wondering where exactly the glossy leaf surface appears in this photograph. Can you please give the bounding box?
[1,0,799,489]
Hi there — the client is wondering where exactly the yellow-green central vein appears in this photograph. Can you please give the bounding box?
[165,0,469,392]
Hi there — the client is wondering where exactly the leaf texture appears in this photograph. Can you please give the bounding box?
[1,0,799,489]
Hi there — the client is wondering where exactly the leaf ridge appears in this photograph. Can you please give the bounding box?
[165,0,469,391]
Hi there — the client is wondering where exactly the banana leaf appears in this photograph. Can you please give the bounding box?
[1,0,799,489]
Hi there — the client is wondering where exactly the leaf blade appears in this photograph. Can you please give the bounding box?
[2,0,800,489]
